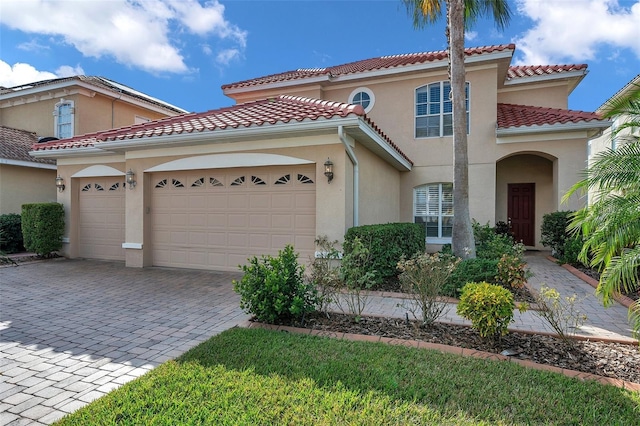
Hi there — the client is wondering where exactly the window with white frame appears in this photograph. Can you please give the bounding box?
[53,99,74,139]
[414,183,453,243]
[348,87,375,113]
[415,81,469,138]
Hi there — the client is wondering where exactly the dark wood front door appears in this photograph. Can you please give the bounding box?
[508,183,535,246]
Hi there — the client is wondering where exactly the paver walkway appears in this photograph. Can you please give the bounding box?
[341,251,637,343]
[1,252,636,425]
[1,259,248,425]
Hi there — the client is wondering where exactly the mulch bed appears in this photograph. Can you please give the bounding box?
[279,311,640,385]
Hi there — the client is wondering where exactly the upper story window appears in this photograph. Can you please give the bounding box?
[415,81,469,138]
[53,99,74,139]
[414,183,453,243]
[348,87,375,113]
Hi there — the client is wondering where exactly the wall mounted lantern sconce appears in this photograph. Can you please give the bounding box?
[126,169,137,189]
[55,175,65,192]
[324,158,334,184]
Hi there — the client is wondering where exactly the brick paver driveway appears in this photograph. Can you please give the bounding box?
[1,259,248,425]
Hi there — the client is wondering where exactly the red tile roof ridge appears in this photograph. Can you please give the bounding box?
[223,44,516,90]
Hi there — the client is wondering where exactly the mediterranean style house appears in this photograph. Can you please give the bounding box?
[0,76,187,214]
[31,44,611,270]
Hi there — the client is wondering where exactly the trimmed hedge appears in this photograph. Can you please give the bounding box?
[21,203,64,257]
[343,223,425,286]
[0,213,24,254]
[443,258,499,297]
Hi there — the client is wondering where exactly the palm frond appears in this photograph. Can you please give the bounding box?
[598,246,640,306]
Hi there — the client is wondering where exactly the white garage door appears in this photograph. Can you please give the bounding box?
[151,165,316,271]
[78,177,126,261]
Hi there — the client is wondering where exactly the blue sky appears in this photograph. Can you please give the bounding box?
[1,0,639,114]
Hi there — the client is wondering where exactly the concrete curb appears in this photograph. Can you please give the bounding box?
[238,320,640,392]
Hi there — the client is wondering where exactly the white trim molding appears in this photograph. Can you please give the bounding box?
[145,153,314,172]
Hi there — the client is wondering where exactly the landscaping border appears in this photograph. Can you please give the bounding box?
[238,320,640,392]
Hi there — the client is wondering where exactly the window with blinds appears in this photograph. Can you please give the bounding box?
[414,183,453,242]
[415,81,469,138]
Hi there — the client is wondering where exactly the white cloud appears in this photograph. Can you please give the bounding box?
[216,48,240,65]
[514,0,640,64]
[465,31,478,41]
[0,0,247,73]
[0,61,84,87]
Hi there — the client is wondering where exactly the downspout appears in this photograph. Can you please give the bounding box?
[111,89,123,128]
[338,125,359,227]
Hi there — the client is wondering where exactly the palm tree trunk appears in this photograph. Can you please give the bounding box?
[448,0,476,259]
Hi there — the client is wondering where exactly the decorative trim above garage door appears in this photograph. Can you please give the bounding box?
[145,153,314,173]
[72,165,125,177]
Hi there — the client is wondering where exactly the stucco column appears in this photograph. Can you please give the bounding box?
[124,162,145,267]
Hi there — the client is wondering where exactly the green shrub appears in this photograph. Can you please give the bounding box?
[233,245,318,323]
[339,236,377,321]
[0,213,24,254]
[343,223,424,287]
[558,235,584,266]
[540,211,575,257]
[443,258,499,297]
[456,282,516,339]
[21,203,64,257]
[473,221,517,259]
[397,253,460,325]
[307,235,342,314]
[531,286,587,345]
[495,253,531,289]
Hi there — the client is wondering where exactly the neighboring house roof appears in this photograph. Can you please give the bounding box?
[496,103,610,137]
[0,126,56,168]
[1,76,187,114]
[222,44,517,90]
[596,73,640,114]
[31,95,413,168]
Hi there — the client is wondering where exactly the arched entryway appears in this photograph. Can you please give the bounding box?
[496,153,556,248]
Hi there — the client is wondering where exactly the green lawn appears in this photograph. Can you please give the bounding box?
[56,327,639,425]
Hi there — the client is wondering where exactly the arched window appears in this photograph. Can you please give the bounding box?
[53,99,74,139]
[415,82,469,138]
[414,183,453,243]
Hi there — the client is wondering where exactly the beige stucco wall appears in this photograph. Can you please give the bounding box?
[0,165,57,214]
[351,141,401,226]
[497,83,569,109]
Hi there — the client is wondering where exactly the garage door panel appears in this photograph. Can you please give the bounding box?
[78,177,125,261]
[228,214,248,228]
[228,194,248,208]
[152,166,315,271]
[228,233,248,247]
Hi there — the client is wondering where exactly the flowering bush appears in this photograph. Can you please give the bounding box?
[397,253,460,325]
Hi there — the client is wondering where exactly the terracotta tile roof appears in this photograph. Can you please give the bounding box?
[0,126,55,165]
[497,103,602,129]
[222,44,516,90]
[32,95,412,165]
[506,64,587,81]
[1,76,187,114]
